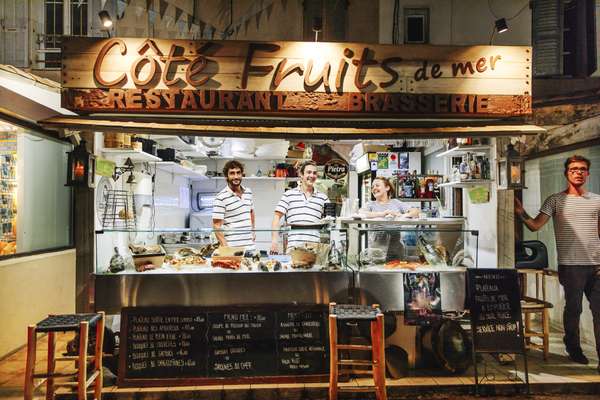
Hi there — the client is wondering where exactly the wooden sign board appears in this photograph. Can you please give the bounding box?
[118,305,328,387]
[62,37,531,117]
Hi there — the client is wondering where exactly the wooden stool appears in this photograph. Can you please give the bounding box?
[24,312,105,400]
[328,303,386,400]
[518,269,553,361]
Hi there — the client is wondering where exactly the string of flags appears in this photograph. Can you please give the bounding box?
[101,0,280,39]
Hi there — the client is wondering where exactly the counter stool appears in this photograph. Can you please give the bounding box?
[24,312,105,400]
[328,303,386,400]
[518,269,553,360]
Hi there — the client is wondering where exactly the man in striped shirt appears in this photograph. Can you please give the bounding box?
[212,160,255,249]
[271,160,329,253]
[515,155,600,371]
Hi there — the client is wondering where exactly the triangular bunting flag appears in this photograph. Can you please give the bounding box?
[198,20,206,35]
[210,26,216,39]
[255,9,263,29]
[244,18,250,34]
[265,2,274,19]
[117,0,127,19]
[159,0,168,18]
[235,24,241,36]
[101,0,108,9]
[187,15,193,31]
[174,7,183,23]
[148,9,157,24]
[164,15,174,28]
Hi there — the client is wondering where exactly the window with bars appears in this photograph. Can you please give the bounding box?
[71,0,88,36]
[44,0,63,68]
[42,0,89,69]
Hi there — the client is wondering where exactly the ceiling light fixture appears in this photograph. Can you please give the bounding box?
[495,18,508,34]
[312,17,323,42]
[99,10,113,28]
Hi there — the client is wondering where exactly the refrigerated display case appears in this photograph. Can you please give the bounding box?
[94,226,352,313]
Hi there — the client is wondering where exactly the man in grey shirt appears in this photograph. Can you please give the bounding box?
[515,155,600,372]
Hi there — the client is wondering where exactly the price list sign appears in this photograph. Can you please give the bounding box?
[467,269,523,353]
[207,311,276,377]
[122,310,208,379]
[119,306,328,386]
[277,310,328,374]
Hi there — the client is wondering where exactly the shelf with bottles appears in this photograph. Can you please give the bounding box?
[396,174,443,201]
[436,137,492,158]
[436,145,491,158]
[438,179,493,188]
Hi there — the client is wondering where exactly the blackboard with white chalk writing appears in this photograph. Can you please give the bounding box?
[467,269,524,353]
[118,305,328,386]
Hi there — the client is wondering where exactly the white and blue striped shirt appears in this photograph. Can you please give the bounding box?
[275,187,328,250]
[212,185,254,248]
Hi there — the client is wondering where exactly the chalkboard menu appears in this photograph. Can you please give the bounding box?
[118,305,328,386]
[467,269,523,353]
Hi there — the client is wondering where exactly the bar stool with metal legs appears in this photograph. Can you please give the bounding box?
[328,303,386,400]
[24,312,105,400]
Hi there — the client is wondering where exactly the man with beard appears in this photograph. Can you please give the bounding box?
[213,160,255,249]
[515,155,600,372]
[271,160,329,253]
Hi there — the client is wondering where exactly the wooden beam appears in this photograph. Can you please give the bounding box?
[524,138,600,160]
[74,131,96,313]
[521,113,600,156]
[40,116,545,139]
[533,101,600,126]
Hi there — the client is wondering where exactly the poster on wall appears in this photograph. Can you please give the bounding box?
[403,272,442,325]
[0,133,17,255]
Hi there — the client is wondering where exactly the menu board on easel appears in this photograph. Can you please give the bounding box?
[468,268,523,353]
[0,133,17,256]
[118,305,329,387]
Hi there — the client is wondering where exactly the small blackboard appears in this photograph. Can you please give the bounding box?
[118,305,328,386]
[467,268,523,353]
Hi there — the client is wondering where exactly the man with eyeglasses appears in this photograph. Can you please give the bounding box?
[515,155,600,372]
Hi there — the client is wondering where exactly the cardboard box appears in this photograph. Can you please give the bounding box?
[287,149,305,158]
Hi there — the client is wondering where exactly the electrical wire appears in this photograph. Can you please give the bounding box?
[488,0,530,21]
[392,0,400,44]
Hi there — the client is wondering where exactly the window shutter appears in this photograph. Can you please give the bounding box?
[532,0,562,77]
[0,0,29,68]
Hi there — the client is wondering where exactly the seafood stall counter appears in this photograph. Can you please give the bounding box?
[94,228,353,313]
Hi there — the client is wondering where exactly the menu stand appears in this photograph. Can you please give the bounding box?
[467,269,530,395]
